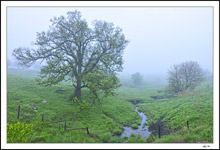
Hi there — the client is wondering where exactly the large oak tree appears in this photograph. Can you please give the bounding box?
[13,10,129,102]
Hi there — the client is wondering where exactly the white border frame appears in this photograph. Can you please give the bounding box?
[1,1,219,149]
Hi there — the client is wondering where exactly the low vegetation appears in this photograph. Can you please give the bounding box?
[7,69,213,143]
[139,82,213,143]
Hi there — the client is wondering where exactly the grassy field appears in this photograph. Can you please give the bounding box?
[7,69,213,143]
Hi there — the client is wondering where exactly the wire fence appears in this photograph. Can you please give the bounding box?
[15,104,193,140]
[15,105,90,134]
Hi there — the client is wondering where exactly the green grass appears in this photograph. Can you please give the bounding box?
[138,83,213,143]
[7,69,213,143]
[7,69,140,143]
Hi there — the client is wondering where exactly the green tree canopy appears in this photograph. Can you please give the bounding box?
[13,10,129,102]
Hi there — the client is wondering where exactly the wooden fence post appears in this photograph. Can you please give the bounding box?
[64,120,66,131]
[41,114,44,122]
[159,126,161,138]
[187,120,189,130]
[17,105,20,119]
[86,127,89,134]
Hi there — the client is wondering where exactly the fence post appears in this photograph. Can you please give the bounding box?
[86,127,89,134]
[64,120,66,131]
[187,120,189,130]
[17,105,20,119]
[159,126,161,138]
[41,114,44,122]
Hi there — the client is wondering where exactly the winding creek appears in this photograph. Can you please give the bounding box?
[120,107,151,138]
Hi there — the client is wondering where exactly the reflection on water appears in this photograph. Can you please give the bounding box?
[121,107,151,138]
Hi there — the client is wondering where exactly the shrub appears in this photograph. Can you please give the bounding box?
[135,120,141,125]
[143,122,148,128]
[100,132,111,143]
[122,136,128,141]
[113,128,123,135]
[7,122,33,143]
[127,134,146,143]
[146,135,155,143]
[131,124,138,129]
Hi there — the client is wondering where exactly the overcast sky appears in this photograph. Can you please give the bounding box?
[7,7,213,77]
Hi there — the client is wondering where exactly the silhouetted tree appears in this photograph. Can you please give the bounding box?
[167,61,205,93]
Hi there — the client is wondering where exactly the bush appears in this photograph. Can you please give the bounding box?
[126,134,146,143]
[7,122,33,143]
[113,128,123,135]
[131,124,138,129]
[146,135,155,143]
[143,122,148,128]
[100,132,111,143]
[122,136,128,141]
[135,120,141,125]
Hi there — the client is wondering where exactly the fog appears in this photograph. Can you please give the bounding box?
[7,7,213,81]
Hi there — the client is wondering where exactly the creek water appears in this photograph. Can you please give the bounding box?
[120,107,151,138]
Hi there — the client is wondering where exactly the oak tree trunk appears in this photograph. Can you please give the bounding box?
[75,79,82,103]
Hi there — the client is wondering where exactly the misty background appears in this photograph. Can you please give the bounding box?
[7,7,213,84]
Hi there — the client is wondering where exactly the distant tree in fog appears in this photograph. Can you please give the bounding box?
[131,72,143,87]
[167,61,205,94]
[203,69,213,82]
[7,58,12,68]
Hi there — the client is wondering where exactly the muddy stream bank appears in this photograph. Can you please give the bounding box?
[120,99,171,139]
